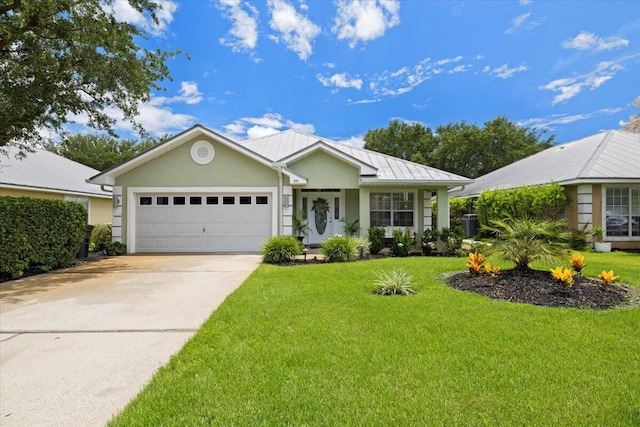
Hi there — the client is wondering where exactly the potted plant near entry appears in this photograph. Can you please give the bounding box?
[292,210,310,243]
[592,226,611,252]
[421,228,434,256]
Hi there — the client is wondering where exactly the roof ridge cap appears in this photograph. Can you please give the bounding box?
[576,130,614,178]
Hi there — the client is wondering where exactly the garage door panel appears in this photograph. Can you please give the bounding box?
[156,210,171,220]
[136,192,272,253]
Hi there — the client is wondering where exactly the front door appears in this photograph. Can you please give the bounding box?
[305,192,343,245]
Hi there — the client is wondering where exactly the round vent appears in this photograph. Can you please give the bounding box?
[190,140,215,165]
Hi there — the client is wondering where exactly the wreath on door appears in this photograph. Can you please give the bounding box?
[312,198,330,215]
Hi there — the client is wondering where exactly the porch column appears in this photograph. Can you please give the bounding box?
[436,187,450,230]
[282,185,293,236]
[358,187,370,237]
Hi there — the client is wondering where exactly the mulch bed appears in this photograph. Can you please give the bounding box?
[447,268,638,310]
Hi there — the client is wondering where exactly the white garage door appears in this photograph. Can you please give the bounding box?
[135,192,272,252]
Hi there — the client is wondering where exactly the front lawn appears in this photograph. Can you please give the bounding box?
[110,253,640,426]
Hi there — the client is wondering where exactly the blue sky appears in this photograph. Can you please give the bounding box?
[93,0,640,147]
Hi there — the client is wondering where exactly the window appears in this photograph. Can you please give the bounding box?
[370,192,414,227]
[239,196,251,205]
[223,196,235,205]
[334,197,340,220]
[173,196,186,205]
[206,196,219,205]
[157,196,169,205]
[605,186,640,237]
[65,196,90,211]
[256,196,268,205]
[190,196,202,205]
[139,196,152,206]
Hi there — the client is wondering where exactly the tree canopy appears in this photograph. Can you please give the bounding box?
[45,133,163,171]
[1,0,179,155]
[621,96,639,133]
[363,116,555,179]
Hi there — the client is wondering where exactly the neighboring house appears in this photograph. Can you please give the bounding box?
[0,147,112,224]
[87,125,472,253]
[451,130,640,250]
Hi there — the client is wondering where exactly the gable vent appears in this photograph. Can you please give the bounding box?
[190,140,215,165]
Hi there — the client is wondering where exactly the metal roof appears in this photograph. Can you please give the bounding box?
[0,147,111,198]
[242,129,472,185]
[451,130,640,198]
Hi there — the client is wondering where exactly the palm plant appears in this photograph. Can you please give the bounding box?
[483,217,571,270]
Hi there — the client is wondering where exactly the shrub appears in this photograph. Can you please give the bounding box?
[598,270,619,288]
[570,253,586,274]
[321,235,358,262]
[1,196,87,279]
[104,241,127,256]
[431,198,475,231]
[340,217,360,236]
[351,236,371,258]
[483,217,570,270]
[261,236,302,264]
[373,269,417,295]
[550,266,575,288]
[368,227,386,255]
[475,183,569,229]
[391,229,414,257]
[90,223,112,252]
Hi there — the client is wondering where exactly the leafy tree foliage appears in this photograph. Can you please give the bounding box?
[621,96,640,133]
[45,133,163,171]
[363,116,554,178]
[1,0,179,154]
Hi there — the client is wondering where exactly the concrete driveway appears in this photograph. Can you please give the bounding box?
[0,254,261,427]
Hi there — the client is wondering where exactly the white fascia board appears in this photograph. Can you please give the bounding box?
[280,142,378,176]
[360,178,474,187]
[1,183,112,199]
[281,168,308,185]
[87,125,275,185]
[561,178,640,186]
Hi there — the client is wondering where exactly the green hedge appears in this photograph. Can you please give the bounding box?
[475,184,569,228]
[0,196,87,279]
[431,197,474,230]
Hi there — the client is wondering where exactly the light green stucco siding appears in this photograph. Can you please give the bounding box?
[116,137,279,244]
[345,189,359,220]
[289,151,360,189]
[116,137,278,188]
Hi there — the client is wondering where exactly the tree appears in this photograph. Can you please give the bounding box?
[45,133,163,171]
[363,116,554,179]
[1,0,179,155]
[621,96,640,133]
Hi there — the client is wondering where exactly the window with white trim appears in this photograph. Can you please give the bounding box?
[370,192,414,227]
[605,186,640,237]
[64,195,89,211]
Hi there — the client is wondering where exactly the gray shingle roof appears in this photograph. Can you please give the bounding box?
[451,130,640,198]
[242,129,472,184]
[0,147,111,197]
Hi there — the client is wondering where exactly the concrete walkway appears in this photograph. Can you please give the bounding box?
[0,254,261,427]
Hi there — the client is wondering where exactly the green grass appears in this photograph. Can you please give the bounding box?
[109,252,640,426]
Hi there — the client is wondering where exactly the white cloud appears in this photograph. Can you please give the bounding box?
[519,0,531,5]
[540,56,636,105]
[371,55,472,97]
[518,107,623,130]
[324,62,337,69]
[333,0,400,48]
[349,98,381,105]
[218,0,260,56]
[483,63,528,79]
[316,72,363,92]
[222,112,315,140]
[268,0,321,60]
[562,31,629,51]
[505,11,541,34]
[151,81,203,105]
[106,0,177,36]
[334,135,365,148]
[65,82,202,137]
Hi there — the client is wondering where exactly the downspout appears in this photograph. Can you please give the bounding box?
[100,185,113,193]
